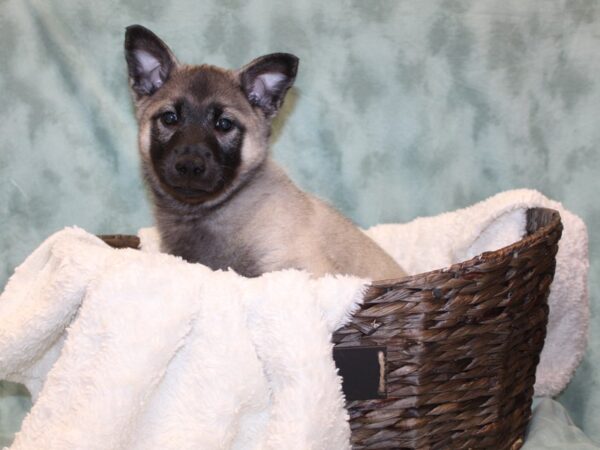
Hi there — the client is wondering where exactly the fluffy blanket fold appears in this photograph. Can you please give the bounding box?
[139,190,589,398]
[0,229,366,449]
[0,189,589,449]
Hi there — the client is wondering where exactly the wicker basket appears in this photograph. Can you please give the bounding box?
[100,207,562,450]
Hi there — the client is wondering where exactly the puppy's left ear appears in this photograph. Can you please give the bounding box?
[238,53,299,118]
[124,25,178,98]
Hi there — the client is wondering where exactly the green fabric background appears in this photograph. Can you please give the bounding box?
[1,0,598,445]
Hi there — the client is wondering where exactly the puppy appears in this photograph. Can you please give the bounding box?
[124,25,406,279]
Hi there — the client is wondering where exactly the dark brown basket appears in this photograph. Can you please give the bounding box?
[100,207,562,450]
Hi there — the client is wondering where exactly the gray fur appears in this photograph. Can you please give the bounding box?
[125,25,406,279]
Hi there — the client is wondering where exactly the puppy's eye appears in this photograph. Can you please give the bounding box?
[161,111,179,126]
[215,117,233,132]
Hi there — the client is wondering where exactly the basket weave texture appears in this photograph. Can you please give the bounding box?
[333,208,562,449]
[100,207,562,450]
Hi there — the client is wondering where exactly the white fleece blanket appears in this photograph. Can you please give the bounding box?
[138,189,589,397]
[0,229,366,450]
[0,189,589,449]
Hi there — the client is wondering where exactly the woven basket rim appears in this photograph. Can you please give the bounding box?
[99,208,561,292]
[368,207,561,292]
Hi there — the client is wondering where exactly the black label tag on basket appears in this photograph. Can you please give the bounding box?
[333,346,387,401]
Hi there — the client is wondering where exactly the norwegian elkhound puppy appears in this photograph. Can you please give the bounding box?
[124,25,405,279]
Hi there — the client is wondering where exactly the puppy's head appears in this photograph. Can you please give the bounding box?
[124,25,298,207]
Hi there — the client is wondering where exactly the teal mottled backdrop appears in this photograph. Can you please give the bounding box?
[1,0,599,445]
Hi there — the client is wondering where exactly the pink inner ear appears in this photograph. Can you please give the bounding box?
[136,50,161,74]
[253,72,287,97]
[135,50,165,89]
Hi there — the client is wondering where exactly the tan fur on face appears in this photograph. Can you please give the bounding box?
[138,121,152,159]
[133,64,271,208]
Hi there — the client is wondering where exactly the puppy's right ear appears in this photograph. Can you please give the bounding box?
[124,25,178,98]
[238,53,298,119]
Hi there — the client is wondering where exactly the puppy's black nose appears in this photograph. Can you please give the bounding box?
[174,156,206,178]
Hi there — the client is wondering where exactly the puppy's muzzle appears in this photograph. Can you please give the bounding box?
[163,144,218,193]
[174,154,206,178]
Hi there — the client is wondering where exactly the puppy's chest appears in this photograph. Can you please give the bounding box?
[159,216,265,277]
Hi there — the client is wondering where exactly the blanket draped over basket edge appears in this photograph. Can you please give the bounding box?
[0,190,588,448]
[140,188,589,398]
[0,228,367,450]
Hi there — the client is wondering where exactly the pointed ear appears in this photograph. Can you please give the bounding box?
[238,53,299,118]
[124,25,178,98]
